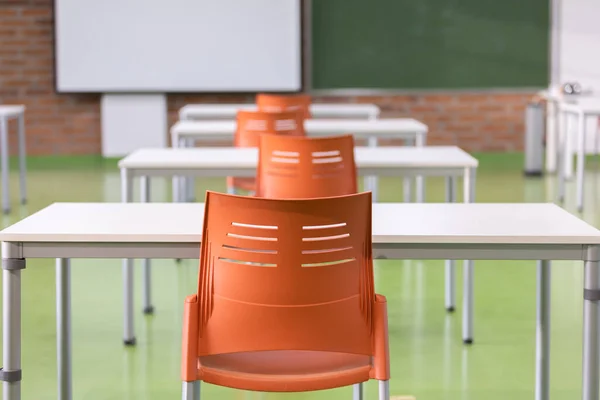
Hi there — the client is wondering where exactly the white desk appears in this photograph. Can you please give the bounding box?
[0,105,26,214]
[120,145,474,200]
[557,98,600,212]
[1,202,600,400]
[171,118,429,203]
[171,118,427,143]
[119,145,478,327]
[179,103,381,121]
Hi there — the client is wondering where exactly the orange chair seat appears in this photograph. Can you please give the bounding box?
[198,350,371,392]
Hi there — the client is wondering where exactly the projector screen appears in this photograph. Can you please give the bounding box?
[54,0,302,93]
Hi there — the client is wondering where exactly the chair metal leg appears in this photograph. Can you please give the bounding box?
[353,382,364,400]
[182,381,200,400]
[378,380,390,400]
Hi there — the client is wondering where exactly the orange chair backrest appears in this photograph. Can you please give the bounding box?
[256,93,312,119]
[255,135,358,199]
[196,191,374,357]
[235,109,305,148]
[229,110,306,191]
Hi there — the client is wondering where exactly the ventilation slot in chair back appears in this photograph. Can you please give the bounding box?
[256,93,312,119]
[256,135,358,199]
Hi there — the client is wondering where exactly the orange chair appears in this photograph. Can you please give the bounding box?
[256,134,358,199]
[181,191,390,400]
[228,109,305,194]
[256,93,312,119]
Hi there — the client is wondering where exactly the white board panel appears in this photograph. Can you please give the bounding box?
[101,94,167,157]
[55,0,301,92]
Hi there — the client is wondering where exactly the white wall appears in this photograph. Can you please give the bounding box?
[557,0,600,153]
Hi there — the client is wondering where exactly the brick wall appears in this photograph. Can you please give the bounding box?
[1,0,534,156]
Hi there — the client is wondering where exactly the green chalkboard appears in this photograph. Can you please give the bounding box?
[311,0,549,89]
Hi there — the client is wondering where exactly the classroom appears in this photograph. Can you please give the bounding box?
[1,0,600,399]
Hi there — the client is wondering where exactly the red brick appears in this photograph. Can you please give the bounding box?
[455,94,492,104]
[460,113,487,122]
[481,123,509,133]
[410,105,440,113]
[476,104,509,113]
[22,8,51,17]
[446,123,477,133]
[0,9,19,18]
[422,94,457,104]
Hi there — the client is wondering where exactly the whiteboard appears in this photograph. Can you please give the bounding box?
[54,0,301,92]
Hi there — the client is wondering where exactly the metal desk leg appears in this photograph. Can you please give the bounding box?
[1,243,25,400]
[558,111,568,203]
[403,178,412,203]
[415,132,426,202]
[576,112,586,212]
[565,112,575,180]
[179,137,188,203]
[445,176,457,312]
[403,138,413,203]
[1,117,10,214]
[56,258,72,400]
[171,134,182,203]
[120,168,136,345]
[17,113,26,205]
[545,100,558,173]
[535,260,551,400]
[185,138,196,202]
[366,137,378,202]
[462,167,476,344]
[140,176,154,314]
[582,245,600,400]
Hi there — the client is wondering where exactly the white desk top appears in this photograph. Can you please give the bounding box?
[118,146,478,170]
[559,97,600,114]
[0,105,25,118]
[1,203,598,245]
[179,103,381,119]
[171,118,428,137]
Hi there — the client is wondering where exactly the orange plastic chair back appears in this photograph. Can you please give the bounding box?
[194,190,374,353]
[181,191,390,392]
[256,134,358,199]
[256,93,312,119]
[228,109,305,192]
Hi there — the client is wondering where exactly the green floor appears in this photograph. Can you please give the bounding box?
[0,153,598,399]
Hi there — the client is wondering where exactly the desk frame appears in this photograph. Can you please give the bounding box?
[557,104,600,212]
[2,240,599,400]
